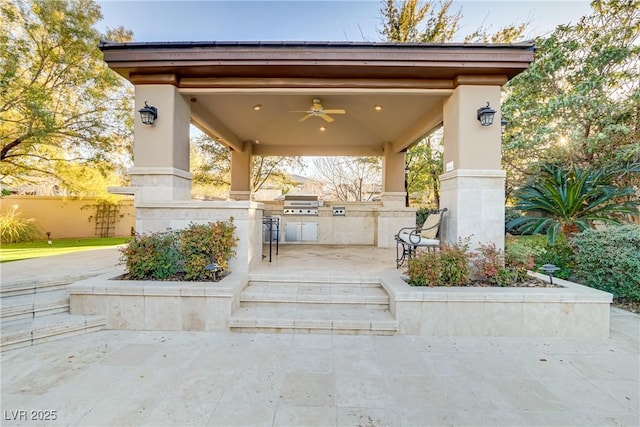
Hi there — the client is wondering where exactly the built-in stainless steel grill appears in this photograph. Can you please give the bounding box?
[283,195,319,215]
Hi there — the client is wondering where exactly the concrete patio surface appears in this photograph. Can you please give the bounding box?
[1,247,639,426]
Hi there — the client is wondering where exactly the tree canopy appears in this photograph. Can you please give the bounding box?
[190,134,302,198]
[0,0,133,195]
[312,157,382,202]
[379,0,527,44]
[502,0,640,195]
[379,0,528,207]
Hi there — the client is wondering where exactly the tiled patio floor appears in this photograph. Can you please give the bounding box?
[1,247,638,426]
[1,308,638,426]
[253,244,399,277]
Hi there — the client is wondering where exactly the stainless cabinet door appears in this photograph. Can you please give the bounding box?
[285,222,300,241]
[301,222,318,241]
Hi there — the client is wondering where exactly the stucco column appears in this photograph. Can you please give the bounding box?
[229,143,253,201]
[440,84,505,251]
[381,142,406,208]
[377,144,415,248]
[130,84,192,202]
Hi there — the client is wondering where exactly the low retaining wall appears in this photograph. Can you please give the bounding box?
[380,272,613,338]
[70,269,612,338]
[69,270,248,331]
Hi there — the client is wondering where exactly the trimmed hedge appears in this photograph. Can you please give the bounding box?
[571,225,640,302]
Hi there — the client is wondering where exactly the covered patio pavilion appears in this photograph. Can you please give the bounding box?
[100,41,535,273]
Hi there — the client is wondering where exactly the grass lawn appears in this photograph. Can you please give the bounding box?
[0,237,131,263]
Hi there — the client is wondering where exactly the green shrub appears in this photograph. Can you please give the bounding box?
[408,239,471,286]
[407,250,441,286]
[507,235,574,279]
[440,240,472,285]
[472,241,535,286]
[571,225,640,302]
[119,230,182,280]
[472,243,504,285]
[119,218,238,281]
[0,206,41,243]
[178,220,238,280]
[504,242,536,283]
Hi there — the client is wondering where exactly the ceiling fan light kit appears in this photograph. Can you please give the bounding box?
[290,98,346,123]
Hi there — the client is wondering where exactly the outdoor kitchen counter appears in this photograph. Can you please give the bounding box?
[262,201,381,245]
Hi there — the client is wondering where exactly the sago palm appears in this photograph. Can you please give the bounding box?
[508,163,639,244]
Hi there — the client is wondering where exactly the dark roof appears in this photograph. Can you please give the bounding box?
[99,40,535,51]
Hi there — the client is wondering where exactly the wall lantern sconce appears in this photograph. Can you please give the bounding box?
[501,118,508,134]
[477,102,496,126]
[138,101,158,125]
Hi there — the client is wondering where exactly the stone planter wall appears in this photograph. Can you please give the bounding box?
[380,272,613,338]
[69,270,248,331]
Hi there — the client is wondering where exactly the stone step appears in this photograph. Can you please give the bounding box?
[0,279,72,298]
[240,282,390,305]
[1,313,106,352]
[1,290,70,321]
[248,279,382,287]
[228,305,398,335]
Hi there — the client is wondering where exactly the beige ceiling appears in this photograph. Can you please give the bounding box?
[184,89,449,156]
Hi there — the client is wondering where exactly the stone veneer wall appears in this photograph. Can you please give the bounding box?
[439,169,506,251]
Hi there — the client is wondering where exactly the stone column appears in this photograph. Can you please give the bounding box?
[440,84,505,250]
[130,85,192,203]
[229,143,253,201]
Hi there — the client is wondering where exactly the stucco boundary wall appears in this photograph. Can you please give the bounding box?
[0,195,135,239]
[381,272,613,339]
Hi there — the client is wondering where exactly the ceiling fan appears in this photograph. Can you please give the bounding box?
[290,98,346,123]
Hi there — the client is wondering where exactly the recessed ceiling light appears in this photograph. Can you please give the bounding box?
[253,104,261,111]
[320,126,326,132]
[255,139,260,144]
[374,105,382,111]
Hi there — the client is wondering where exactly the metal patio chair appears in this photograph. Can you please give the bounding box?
[395,208,447,268]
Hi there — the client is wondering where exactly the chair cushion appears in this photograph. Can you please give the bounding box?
[420,212,442,239]
[398,232,439,247]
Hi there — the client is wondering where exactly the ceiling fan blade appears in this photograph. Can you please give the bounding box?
[299,114,313,122]
[320,114,335,123]
[289,110,312,113]
[323,109,346,114]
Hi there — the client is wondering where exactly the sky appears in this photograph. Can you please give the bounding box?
[95,0,592,43]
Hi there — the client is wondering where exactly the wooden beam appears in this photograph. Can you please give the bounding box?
[130,74,178,85]
[454,75,508,87]
[179,78,454,90]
